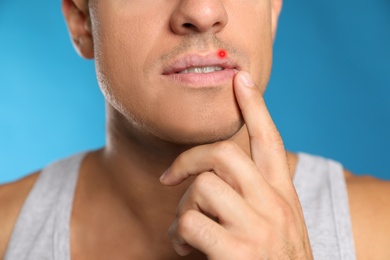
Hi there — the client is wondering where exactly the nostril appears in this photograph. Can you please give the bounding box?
[183,23,192,28]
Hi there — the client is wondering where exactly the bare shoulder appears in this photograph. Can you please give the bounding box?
[345,170,390,260]
[0,172,40,259]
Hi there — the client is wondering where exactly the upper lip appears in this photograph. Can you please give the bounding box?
[162,53,239,75]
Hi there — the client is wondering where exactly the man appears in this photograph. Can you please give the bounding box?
[0,0,389,259]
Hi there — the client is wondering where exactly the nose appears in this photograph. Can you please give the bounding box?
[170,0,228,35]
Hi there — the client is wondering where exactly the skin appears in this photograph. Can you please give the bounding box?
[1,0,390,259]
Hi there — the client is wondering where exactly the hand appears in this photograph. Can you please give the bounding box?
[160,71,313,259]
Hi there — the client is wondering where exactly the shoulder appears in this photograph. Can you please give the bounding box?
[345,171,390,260]
[0,172,40,259]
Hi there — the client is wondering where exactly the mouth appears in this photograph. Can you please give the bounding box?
[177,65,225,74]
[162,53,239,87]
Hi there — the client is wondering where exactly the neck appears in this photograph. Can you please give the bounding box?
[88,105,295,234]
[77,106,296,258]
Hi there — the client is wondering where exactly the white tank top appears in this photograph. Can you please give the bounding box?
[4,152,356,259]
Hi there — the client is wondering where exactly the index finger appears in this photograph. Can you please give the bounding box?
[233,71,291,186]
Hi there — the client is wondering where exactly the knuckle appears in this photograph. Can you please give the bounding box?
[268,196,297,227]
[212,140,239,160]
[174,150,189,167]
[178,210,218,247]
[193,172,232,199]
[192,171,214,192]
[276,202,294,220]
[177,210,197,236]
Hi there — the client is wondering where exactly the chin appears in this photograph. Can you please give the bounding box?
[156,117,245,146]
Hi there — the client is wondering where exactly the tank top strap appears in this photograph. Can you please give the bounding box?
[294,153,356,260]
[5,152,86,260]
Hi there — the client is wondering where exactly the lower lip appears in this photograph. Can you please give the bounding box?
[164,69,237,87]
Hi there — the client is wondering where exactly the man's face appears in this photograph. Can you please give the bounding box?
[86,0,280,145]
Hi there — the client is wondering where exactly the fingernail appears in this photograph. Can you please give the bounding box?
[159,167,170,183]
[239,71,254,88]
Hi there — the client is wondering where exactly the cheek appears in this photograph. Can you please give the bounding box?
[92,3,166,116]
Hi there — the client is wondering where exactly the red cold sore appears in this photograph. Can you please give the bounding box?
[218,50,227,58]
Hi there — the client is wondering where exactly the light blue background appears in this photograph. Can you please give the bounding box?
[1,0,389,183]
